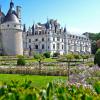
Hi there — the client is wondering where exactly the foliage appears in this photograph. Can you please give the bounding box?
[53,52,60,57]
[93,81,100,94]
[96,39,100,48]
[88,32,100,54]
[81,54,89,59]
[34,53,45,62]
[91,41,98,54]
[0,80,100,100]
[17,55,26,66]
[94,48,100,67]
[86,62,94,67]
[74,54,81,60]
[66,53,74,61]
[43,52,51,58]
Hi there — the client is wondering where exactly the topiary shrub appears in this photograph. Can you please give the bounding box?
[17,55,26,66]
[53,52,60,57]
[94,48,100,67]
[43,52,51,58]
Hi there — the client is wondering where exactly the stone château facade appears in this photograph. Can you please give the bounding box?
[0,1,91,56]
[23,19,91,55]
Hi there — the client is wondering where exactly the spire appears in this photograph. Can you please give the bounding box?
[23,24,26,32]
[32,21,35,34]
[64,25,67,33]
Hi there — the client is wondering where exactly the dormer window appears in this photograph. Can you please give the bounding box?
[7,24,9,27]
[14,25,16,27]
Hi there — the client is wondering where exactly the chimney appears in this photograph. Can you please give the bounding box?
[16,6,21,23]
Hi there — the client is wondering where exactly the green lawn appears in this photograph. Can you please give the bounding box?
[0,74,66,88]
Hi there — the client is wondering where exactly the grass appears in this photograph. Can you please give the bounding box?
[0,74,66,88]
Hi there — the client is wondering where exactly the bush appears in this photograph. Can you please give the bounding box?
[53,52,60,57]
[0,81,100,99]
[93,81,100,94]
[17,56,26,66]
[94,48,100,67]
[66,53,74,61]
[43,52,51,58]
[74,54,81,60]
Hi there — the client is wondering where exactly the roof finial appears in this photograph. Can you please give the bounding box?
[10,0,14,8]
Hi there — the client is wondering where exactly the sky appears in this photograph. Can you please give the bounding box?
[0,0,100,33]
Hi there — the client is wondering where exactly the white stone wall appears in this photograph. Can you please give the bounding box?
[1,22,23,56]
[23,31,91,55]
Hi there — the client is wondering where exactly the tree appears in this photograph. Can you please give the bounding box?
[66,53,74,81]
[91,41,98,54]
[96,40,100,48]
[73,54,81,65]
[43,52,51,58]
[81,54,89,63]
[94,48,100,67]
[34,53,45,74]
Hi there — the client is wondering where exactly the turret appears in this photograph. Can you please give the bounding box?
[64,26,67,33]
[23,24,26,32]
[32,23,35,35]
[0,0,23,55]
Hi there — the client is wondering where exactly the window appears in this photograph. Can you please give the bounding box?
[29,39,31,43]
[7,24,9,27]
[48,46,49,49]
[35,31,38,35]
[35,45,38,49]
[53,37,55,41]
[35,39,38,41]
[14,25,16,27]
[62,45,64,49]
[42,44,44,49]
[62,39,63,42]
[29,45,31,51]
[48,38,50,41]
[39,31,41,35]
[57,43,60,49]
[42,38,44,41]
[53,44,55,49]
[57,37,60,41]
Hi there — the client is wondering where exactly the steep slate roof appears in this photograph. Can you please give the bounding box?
[3,1,19,23]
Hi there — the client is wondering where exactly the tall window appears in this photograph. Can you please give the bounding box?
[42,44,44,49]
[35,45,38,49]
[53,44,55,49]
[42,38,44,41]
[39,31,41,35]
[53,37,55,41]
[57,43,60,49]
[29,45,31,51]
[62,45,64,49]
[57,37,60,41]
[29,39,31,43]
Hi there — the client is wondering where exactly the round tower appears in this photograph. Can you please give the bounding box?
[0,0,23,56]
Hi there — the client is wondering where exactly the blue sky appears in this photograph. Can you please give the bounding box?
[0,0,100,33]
